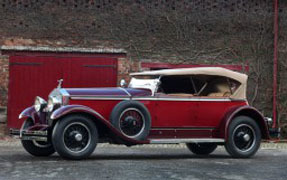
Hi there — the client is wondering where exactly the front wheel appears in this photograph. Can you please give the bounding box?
[22,140,55,157]
[186,143,217,155]
[21,119,55,156]
[52,115,98,160]
[224,116,261,158]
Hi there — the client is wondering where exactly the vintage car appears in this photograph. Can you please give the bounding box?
[11,67,270,160]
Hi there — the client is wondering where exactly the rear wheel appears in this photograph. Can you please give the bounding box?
[224,116,261,158]
[21,119,55,157]
[186,143,217,155]
[52,115,98,160]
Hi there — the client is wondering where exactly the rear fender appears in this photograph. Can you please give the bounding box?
[50,105,149,145]
[222,105,269,140]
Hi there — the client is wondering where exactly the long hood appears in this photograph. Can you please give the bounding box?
[62,87,152,97]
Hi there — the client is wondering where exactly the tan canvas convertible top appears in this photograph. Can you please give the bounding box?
[131,67,248,99]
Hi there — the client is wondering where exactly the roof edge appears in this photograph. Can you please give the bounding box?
[131,67,248,84]
[0,45,127,54]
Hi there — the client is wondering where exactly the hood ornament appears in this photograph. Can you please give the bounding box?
[57,79,63,89]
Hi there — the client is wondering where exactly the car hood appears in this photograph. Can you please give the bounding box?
[62,87,152,97]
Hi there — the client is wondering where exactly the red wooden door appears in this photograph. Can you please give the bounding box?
[8,55,117,128]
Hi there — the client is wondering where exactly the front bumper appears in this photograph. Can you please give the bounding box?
[10,128,48,142]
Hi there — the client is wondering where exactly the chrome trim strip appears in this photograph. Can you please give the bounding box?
[70,96,130,100]
[150,138,225,144]
[133,97,232,102]
[69,95,241,102]
[118,87,131,97]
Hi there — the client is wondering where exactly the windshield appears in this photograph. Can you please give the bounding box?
[129,76,160,95]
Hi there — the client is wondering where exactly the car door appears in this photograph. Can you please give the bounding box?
[149,93,215,138]
[153,93,199,128]
[148,75,213,138]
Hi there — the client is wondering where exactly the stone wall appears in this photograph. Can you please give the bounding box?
[0,54,8,107]
[0,0,286,137]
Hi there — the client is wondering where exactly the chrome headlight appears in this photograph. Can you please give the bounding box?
[46,96,62,112]
[34,96,47,112]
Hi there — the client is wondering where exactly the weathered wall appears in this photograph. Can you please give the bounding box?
[278,1,287,137]
[0,54,8,107]
[0,0,286,136]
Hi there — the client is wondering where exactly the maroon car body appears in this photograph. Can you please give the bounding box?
[11,67,270,159]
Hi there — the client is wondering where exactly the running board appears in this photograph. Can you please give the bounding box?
[149,138,225,144]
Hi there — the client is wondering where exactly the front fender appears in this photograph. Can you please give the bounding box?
[50,105,106,121]
[50,104,149,145]
[19,106,39,124]
[222,105,269,140]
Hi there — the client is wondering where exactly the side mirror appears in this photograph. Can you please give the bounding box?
[120,79,127,87]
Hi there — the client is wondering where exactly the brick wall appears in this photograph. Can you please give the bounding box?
[117,57,140,85]
[0,55,9,107]
[0,0,286,137]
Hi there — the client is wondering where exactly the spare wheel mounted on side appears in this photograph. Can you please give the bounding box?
[110,100,151,141]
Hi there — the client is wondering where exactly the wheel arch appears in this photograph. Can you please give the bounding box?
[50,105,111,137]
[50,104,149,145]
[224,106,269,140]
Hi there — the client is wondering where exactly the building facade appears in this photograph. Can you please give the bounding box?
[0,0,286,137]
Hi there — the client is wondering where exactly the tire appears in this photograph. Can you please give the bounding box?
[224,116,261,158]
[22,140,55,157]
[21,119,55,157]
[52,115,98,160]
[110,100,151,141]
[186,143,217,155]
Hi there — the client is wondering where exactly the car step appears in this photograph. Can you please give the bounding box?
[149,138,225,144]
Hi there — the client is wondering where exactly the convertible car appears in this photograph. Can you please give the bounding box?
[11,67,270,159]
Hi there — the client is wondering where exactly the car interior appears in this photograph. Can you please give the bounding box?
[157,75,240,97]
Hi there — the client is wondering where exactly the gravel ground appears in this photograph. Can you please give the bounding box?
[1,137,287,149]
[0,139,286,180]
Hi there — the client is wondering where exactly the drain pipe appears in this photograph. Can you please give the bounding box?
[272,0,279,129]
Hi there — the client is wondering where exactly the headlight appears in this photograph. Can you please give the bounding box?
[46,96,62,112]
[34,96,47,112]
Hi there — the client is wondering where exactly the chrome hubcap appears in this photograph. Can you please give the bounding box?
[119,108,145,138]
[243,134,251,142]
[63,122,91,153]
[233,124,256,152]
[75,133,83,142]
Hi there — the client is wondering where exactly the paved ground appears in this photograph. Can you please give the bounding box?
[0,141,286,180]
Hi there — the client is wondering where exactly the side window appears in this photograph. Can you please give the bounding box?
[198,77,240,97]
[157,75,241,97]
[158,76,196,95]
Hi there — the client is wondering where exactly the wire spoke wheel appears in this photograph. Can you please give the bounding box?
[63,122,91,153]
[119,108,145,138]
[232,124,256,152]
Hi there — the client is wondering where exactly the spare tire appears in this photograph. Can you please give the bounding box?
[110,100,151,141]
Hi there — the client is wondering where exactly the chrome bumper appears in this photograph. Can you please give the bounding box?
[10,128,48,142]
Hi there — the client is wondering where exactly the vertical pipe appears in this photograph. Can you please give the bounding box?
[272,0,278,128]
